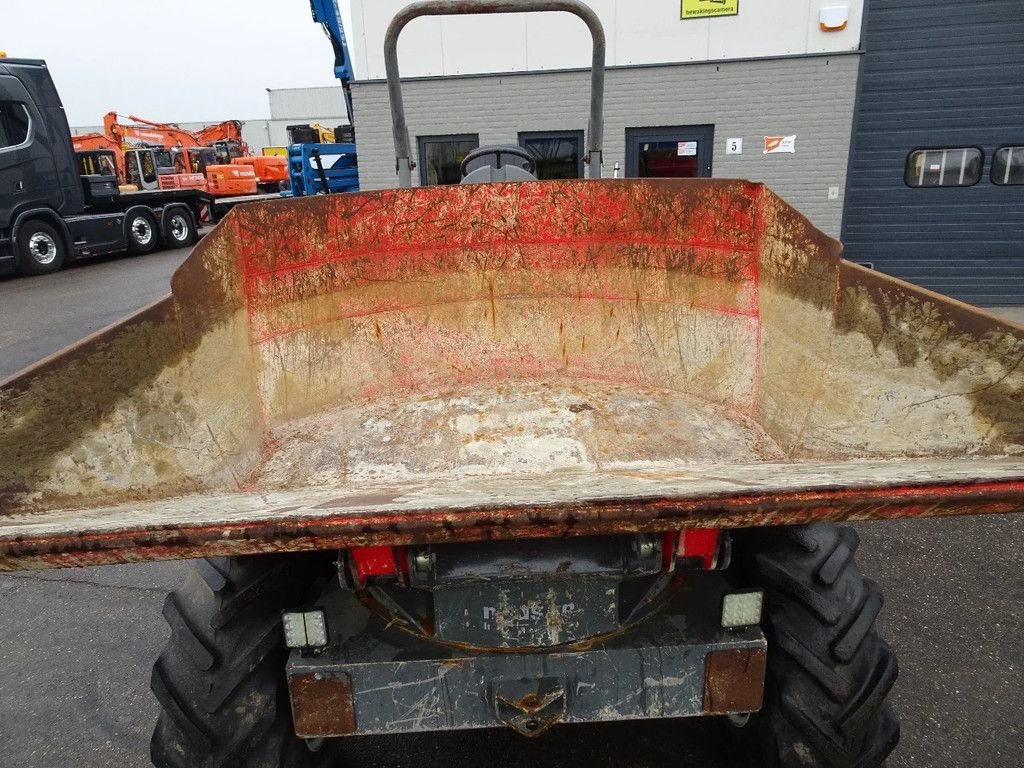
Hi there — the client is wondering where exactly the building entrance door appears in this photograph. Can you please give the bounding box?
[625,125,714,178]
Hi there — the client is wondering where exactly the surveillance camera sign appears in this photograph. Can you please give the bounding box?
[681,0,739,19]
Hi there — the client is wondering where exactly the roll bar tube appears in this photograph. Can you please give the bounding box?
[384,0,606,186]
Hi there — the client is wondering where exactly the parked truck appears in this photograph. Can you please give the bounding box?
[0,57,291,276]
[2,3,1024,768]
[0,57,213,275]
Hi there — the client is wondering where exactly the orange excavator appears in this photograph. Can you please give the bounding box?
[101,113,287,195]
[71,131,178,193]
[193,120,290,192]
[71,132,124,178]
[195,119,249,163]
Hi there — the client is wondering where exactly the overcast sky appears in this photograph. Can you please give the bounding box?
[5,1,355,126]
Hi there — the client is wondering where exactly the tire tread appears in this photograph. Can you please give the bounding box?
[732,524,900,768]
[150,554,332,768]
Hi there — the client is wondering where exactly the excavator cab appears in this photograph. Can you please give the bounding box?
[171,146,218,175]
[123,147,175,191]
[210,139,245,165]
[74,149,120,202]
[75,149,118,178]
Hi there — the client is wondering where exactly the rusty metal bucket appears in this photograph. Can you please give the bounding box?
[2,179,1022,570]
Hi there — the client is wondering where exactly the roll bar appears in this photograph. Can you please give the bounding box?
[384,0,606,186]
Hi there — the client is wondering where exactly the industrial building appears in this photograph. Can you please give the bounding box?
[70,0,1023,304]
[289,0,867,240]
[842,0,1024,305]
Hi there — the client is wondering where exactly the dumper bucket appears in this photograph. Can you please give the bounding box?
[1,179,1022,570]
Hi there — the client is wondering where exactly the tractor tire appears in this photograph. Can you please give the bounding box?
[14,218,66,275]
[150,554,336,768]
[727,524,900,768]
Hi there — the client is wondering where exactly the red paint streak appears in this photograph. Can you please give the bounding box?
[662,530,677,571]
[230,218,273,450]
[242,234,758,282]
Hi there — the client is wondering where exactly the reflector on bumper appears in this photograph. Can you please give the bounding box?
[704,647,768,714]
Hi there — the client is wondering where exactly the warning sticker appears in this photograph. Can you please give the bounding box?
[681,0,739,20]
[763,135,797,154]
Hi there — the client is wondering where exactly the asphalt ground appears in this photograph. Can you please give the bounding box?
[0,248,1021,767]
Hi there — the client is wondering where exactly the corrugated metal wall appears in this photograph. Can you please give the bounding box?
[842,0,1024,306]
[350,54,859,237]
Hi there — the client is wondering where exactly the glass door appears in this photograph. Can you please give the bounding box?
[519,131,585,180]
[625,125,714,178]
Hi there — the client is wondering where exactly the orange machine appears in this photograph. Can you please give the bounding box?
[71,133,125,179]
[207,163,258,196]
[232,155,287,191]
[195,120,250,161]
[71,133,181,192]
[101,114,263,197]
[102,113,274,196]
[103,112,198,151]
[167,146,256,196]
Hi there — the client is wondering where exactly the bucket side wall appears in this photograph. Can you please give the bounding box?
[755,190,1024,459]
[0,223,266,515]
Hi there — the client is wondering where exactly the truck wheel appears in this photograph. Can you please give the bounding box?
[126,210,158,255]
[163,208,197,249]
[150,554,336,768]
[728,524,900,768]
[15,219,65,275]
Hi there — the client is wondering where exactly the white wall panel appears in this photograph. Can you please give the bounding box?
[349,0,864,79]
[708,0,812,59]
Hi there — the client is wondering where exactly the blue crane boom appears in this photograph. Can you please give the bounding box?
[309,0,355,127]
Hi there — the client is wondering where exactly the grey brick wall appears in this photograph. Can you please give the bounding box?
[351,54,860,236]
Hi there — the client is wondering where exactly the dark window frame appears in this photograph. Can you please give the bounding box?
[624,125,715,179]
[417,133,480,186]
[0,101,31,152]
[518,130,585,180]
[904,146,984,189]
[991,145,1024,186]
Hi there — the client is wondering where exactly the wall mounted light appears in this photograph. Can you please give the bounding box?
[819,5,850,32]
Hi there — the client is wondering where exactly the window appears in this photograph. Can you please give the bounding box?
[173,149,189,175]
[77,151,117,176]
[991,146,1024,186]
[127,150,159,186]
[418,135,479,186]
[905,148,982,188]
[519,131,584,180]
[140,151,157,184]
[0,101,30,149]
[153,149,174,171]
[625,126,714,179]
[189,147,217,174]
